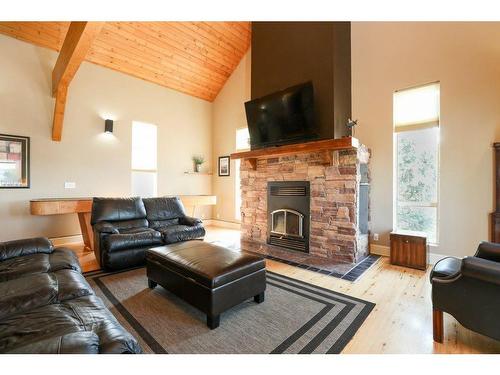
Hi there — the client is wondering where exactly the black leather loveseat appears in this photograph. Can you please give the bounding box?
[0,237,141,353]
[92,196,205,270]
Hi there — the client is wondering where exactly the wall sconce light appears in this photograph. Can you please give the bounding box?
[104,119,114,133]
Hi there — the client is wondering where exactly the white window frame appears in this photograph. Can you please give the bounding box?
[393,82,440,245]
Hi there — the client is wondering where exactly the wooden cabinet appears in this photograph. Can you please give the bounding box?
[390,230,428,270]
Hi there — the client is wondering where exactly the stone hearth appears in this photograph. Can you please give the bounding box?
[239,145,370,265]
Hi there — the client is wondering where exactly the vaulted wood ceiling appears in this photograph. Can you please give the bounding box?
[0,22,251,102]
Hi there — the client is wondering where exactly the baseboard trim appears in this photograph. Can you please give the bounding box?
[370,243,448,266]
[204,219,241,230]
[370,244,390,257]
[50,235,84,246]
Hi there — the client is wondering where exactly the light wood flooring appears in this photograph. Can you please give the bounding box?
[68,226,500,354]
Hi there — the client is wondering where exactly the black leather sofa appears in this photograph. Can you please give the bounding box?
[0,237,141,354]
[92,196,206,270]
[431,241,500,343]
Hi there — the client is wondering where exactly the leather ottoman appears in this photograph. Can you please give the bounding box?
[145,241,266,329]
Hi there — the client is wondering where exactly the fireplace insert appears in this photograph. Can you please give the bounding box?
[267,181,310,252]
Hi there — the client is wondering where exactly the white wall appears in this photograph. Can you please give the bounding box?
[0,34,213,241]
[212,51,251,223]
[352,22,500,257]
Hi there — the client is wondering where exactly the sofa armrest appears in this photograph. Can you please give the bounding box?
[474,241,500,263]
[180,216,203,226]
[94,221,119,234]
[0,237,54,262]
[461,256,500,286]
[6,331,100,354]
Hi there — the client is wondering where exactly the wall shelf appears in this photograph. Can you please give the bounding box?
[184,171,213,175]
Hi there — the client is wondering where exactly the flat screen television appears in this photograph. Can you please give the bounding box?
[244,82,318,150]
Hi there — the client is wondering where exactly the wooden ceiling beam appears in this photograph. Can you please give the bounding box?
[51,21,103,141]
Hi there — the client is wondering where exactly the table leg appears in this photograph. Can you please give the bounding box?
[78,212,94,252]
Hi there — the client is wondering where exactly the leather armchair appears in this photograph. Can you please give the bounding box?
[431,241,500,342]
[143,197,206,244]
[91,197,163,270]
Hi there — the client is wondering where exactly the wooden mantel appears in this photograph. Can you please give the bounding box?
[230,137,359,170]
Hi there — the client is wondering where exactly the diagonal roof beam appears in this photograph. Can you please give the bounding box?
[51,21,104,141]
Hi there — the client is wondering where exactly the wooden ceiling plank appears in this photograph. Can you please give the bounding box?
[201,22,249,55]
[105,22,232,78]
[97,25,227,87]
[119,22,235,77]
[149,22,241,70]
[90,42,221,96]
[0,23,62,51]
[87,49,217,99]
[211,22,251,46]
[100,24,228,91]
[87,50,215,101]
[171,22,246,64]
[180,22,245,57]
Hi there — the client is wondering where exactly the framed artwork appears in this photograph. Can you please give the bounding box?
[0,134,30,188]
[218,156,230,177]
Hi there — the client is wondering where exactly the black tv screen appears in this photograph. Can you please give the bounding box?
[244,82,318,150]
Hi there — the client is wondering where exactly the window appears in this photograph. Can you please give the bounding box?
[235,127,250,221]
[393,83,440,243]
[131,121,157,197]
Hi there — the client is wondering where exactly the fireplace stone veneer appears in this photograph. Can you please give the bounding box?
[240,146,370,264]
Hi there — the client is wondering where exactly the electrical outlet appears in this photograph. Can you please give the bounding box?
[64,182,76,189]
[373,233,379,241]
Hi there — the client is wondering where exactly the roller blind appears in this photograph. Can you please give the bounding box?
[393,82,440,132]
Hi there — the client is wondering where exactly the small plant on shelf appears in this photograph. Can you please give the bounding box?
[192,155,205,173]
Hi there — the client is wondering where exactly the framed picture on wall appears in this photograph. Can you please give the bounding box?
[0,134,30,188]
[218,156,230,177]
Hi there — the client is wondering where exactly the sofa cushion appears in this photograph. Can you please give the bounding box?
[103,230,163,253]
[0,273,58,320]
[118,227,158,235]
[148,218,180,230]
[0,295,141,354]
[159,224,206,244]
[146,241,266,288]
[0,237,53,262]
[143,196,186,221]
[91,197,147,225]
[0,248,80,282]
[6,331,100,354]
[0,269,93,320]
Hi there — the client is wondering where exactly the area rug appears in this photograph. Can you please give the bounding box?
[85,268,374,354]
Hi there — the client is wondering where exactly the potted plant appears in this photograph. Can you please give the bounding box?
[192,155,205,173]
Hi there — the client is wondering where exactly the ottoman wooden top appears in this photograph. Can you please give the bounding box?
[146,241,265,289]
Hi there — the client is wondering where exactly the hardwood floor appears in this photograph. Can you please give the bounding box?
[68,226,500,354]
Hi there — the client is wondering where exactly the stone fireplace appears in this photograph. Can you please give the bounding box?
[237,142,370,265]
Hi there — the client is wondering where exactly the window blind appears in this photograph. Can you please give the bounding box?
[393,82,440,132]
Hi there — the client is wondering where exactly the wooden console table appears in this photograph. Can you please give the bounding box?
[30,195,217,252]
[30,198,94,252]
